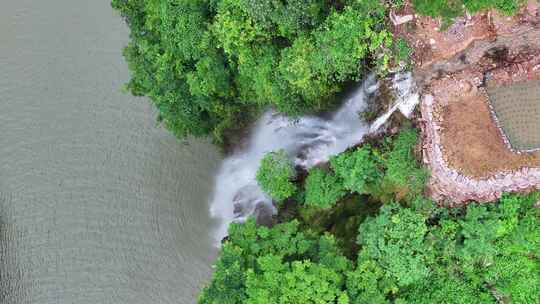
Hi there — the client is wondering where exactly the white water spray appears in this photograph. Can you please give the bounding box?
[209,73,419,242]
[370,73,420,132]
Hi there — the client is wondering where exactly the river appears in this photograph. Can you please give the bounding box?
[0,1,220,303]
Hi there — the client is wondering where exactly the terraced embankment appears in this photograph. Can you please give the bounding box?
[392,0,540,203]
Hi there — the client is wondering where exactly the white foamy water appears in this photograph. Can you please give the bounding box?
[210,73,419,242]
[370,73,420,132]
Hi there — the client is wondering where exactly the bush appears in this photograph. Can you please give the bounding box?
[256,150,297,202]
[411,0,526,27]
[201,190,540,303]
[380,127,427,201]
[330,145,382,195]
[304,168,346,209]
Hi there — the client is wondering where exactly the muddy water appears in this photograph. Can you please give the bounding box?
[0,1,220,303]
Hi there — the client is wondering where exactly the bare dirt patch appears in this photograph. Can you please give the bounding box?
[437,86,540,179]
[391,1,540,203]
[421,58,540,203]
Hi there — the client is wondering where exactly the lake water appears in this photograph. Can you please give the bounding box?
[0,1,221,303]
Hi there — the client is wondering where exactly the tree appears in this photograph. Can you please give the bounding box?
[357,203,430,288]
[304,168,346,209]
[201,190,540,303]
[111,0,243,142]
[379,127,427,201]
[345,258,390,304]
[256,150,297,202]
[199,219,353,304]
[112,0,406,142]
[245,257,348,304]
[399,193,540,303]
[330,145,381,195]
[198,243,248,304]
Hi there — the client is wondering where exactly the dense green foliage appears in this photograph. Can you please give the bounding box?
[377,127,427,201]
[201,194,540,303]
[198,219,352,304]
[202,128,540,303]
[112,2,538,302]
[259,128,425,206]
[256,150,296,202]
[411,0,526,26]
[111,0,530,142]
[357,194,540,303]
[330,145,381,195]
[111,0,407,142]
[328,128,426,202]
[304,168,346,209]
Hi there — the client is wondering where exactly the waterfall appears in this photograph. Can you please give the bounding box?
[209,73,419,242]
[370,73,420,132]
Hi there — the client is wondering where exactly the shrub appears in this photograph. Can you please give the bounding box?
[330,145,382,195]
[379,127,427,201]
[411,0,526,28]
[304,168,346,209]
[256,150,297,202]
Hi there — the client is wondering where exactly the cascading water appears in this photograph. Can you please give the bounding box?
[210,72,419,242]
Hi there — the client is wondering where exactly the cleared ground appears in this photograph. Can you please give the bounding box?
[438,88,540,178]
[487,80,540,151]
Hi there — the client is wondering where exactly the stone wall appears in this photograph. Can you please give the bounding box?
[393,1,540,204]
[421,94,540,204]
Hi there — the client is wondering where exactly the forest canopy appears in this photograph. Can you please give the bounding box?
[111,0,404,143]
[200,128,540,304]
[200,195,540,304]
